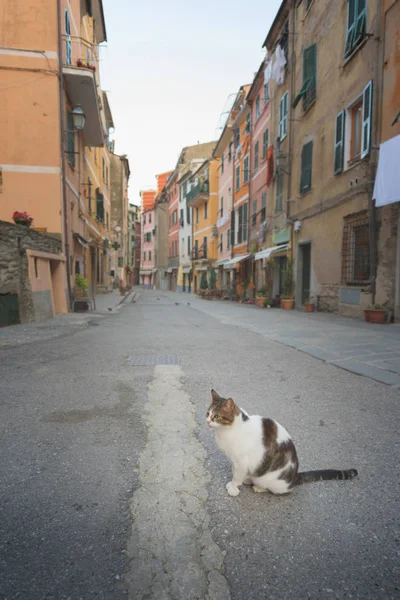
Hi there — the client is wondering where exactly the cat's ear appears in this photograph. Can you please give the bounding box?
[225,398,235,411]
[211,389,220,401]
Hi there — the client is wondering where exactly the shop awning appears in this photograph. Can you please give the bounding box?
[216,259,228,267]
[167,267,173,273]
[195,265,208,271]
[223,253,251,270]
[254,244,289,261]
[140,270,152,275]
[183,267,192,274]
[73,233,89,248]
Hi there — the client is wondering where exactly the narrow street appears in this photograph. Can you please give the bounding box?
[0,290,399,600]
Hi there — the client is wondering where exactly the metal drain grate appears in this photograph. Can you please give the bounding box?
[129,354,180,367]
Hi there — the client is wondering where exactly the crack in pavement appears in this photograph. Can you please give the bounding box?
[126,366,230,600]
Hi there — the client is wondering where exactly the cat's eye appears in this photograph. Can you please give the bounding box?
[214,415,219,420]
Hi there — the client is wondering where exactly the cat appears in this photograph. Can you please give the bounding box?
[207,389,357,497]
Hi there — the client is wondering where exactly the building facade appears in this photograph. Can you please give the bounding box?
[140,190,156,287]
[110,154,130,286]
[128,203,141,286]
[166,171,180,291]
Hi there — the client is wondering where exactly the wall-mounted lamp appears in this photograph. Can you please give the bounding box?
[72,104,86,130]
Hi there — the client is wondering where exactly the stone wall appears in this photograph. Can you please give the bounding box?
[0,220,62,323]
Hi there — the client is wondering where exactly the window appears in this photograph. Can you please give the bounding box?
[146,232,151,242]
[172,211,177,225]
[220,196,224,216]
[254,142,259,170]
[361,80,372,158]
[243,156,249,183]
[186,205,191,224]
[345,0,367,58]
[102,158,105,181]
[350,99,363,160]
[204,201,208,219]
[236,165,240,190]
[221,154,224,174]
[227,229,231,249]
[65,10,72,65]
[245,113,251,135]
[252,199,257,226]
[196,207,199,224]
[293,44,317,111]
[243,202,248,242]
[276,172,284,213]
[264,83,269,104]
[144,251,146,261]
[96,190,104,221]
[203,237,208,258]
[228,141,233,161]
[195,239,199,258]
[149,250,152,261]
[180,208,184,225]
[219,234,223,252]
[261,191,267,220]
[300,141,313,193]
[143,214,146,225]
[87,177,92,213]
[263,129,269,159]
[255,96,260,120]
[67,112,75,167]
[334,110,346,174]
[279,92,288,140]
[234,128,240,147]
[342,215,370,284]
[236,202,248,244]
[149,213,152,224]
[188,236,191,256]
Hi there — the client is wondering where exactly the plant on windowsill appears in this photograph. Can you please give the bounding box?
[280,259,295,310]
[304,296,315,313]
[76,59,96,72]
[12,211,33,227]
[364,304,386,324]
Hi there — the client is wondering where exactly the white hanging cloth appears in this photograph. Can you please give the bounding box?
[373,134,400,207]
[272,44,286,85]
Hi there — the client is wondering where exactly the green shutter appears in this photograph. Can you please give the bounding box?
[243,202,248,241]
[263,129,268,158]
[293,45,316,110]
[276,173,283,213]
[334,110,345,174]
[230,209,235,246]
[361,80,372,158]
[255,141,259,169]
[236,165,240,190]
[300,141,313,193]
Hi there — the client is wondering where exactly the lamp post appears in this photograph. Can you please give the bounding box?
[72,104,86,130]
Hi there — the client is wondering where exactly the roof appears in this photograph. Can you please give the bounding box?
[92,0,107,43]
[156,171,174,195]
[262,0,290,51]
[247,59,267,103]
[176,141,217,169]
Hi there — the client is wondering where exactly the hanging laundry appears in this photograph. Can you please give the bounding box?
[272,44,287,85]
[266,145,274,187]
[373,134,400,207]
[264,58,272,85]
[235,143,242,158]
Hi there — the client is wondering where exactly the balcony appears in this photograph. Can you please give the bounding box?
[62,35,104,147]
[186,181,209,208]
[191,246,208,260]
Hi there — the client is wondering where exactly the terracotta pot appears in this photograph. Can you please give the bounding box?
[364,309,385,323]
[281,299,295,310]
[120,290,126,296]
[256,297,266,308]
[304,303,315,313]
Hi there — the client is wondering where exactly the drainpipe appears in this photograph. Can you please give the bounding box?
[368,0,382,305]
[57,0,72,309]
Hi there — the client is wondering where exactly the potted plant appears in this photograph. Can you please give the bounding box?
[304,296,315,313]
[12,211,33,227]
[74,274,89,299]
[119,281,126,296]
[364,304,386,324]
[256,284,271,308]
[280,259,295,310]
[264,297,272,308]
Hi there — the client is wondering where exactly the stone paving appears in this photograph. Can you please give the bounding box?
[167,290,400,388]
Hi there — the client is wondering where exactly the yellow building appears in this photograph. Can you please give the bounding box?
[187,159,219,293]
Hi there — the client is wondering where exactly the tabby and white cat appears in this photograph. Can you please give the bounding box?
[207,389,357,497]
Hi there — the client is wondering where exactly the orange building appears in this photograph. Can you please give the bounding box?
[0,0,115,305]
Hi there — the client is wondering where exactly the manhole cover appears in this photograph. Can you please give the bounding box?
[129,354,180,366]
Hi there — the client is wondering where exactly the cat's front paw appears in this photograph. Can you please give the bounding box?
[226,482,240,497]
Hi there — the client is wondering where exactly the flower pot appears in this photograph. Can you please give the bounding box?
[120,291,126,296]
[281,299,295,310]
[304,303,315,313]
[364,309,385,323]
[256,297,266,308]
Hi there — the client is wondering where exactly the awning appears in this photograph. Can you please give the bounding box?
[167,267,173,273]
[152,268,158,274]
[140,270,152,275]
[183,267,192,274]
[73,233,89,248]
[216,259,228,267]
[195,265,208,271]
[254,244,289,261]
[223,253,252,270]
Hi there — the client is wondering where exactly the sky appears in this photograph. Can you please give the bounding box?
[100,0,282,205]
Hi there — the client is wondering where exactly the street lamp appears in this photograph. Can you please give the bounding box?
[72,104,86,130]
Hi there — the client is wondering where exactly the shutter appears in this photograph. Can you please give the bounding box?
[334,110,345,174]
[238,206,243,244]
[243,202,248,241]
[345,0,356,57]
[300,141,313,193]
[304,44,316,83]
[65,10,71,65]
[279,96,283,139]
[230,209,235,246]
[186,205,190,224]
[361,80,372,158]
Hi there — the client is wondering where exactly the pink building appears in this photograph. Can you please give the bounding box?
[140,190,156,287]
[248,59,271,289]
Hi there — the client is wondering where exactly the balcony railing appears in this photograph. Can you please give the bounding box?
[62,35,99,73]
[191,247,207,260]
[186,180,209,206]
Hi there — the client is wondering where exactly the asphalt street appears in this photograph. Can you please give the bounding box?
[0,289,399,600]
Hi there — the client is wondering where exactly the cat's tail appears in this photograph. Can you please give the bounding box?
[296,468,358,484]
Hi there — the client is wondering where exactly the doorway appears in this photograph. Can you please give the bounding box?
[299,242,311,305]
